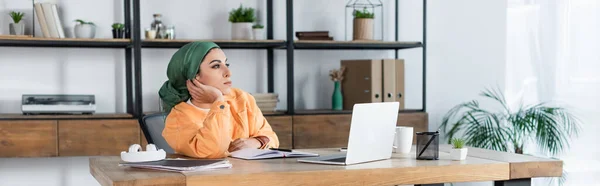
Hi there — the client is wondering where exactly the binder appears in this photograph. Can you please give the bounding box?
[383,59,405,109]
[340,59,383,110]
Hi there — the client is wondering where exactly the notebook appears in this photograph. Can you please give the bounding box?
[230,148,319,160]
[119,159,232,172]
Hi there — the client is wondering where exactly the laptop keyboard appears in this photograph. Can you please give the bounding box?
[324,157,347,162]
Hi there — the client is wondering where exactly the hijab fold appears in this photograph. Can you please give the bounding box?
[158,42,220,113]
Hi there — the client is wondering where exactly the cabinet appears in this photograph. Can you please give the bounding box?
[293,112,427,149]
[0,116,138,157]
[58,120,139,156]
[0,120,58,157]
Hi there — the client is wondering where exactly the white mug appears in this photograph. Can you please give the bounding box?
[393,126,413,153]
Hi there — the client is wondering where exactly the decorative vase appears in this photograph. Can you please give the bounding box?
[74,24,96,39]
[450,148,468,161]
[231,22,253,40]
[253,28,265,40]
[353,18,373,40]
[9,23,25,35]
[332,81,343,110]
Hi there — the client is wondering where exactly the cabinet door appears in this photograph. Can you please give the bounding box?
[58,119,139,156]
[0,120,57,157]
[265,116,292,149]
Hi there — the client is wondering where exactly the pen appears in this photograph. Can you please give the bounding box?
[269,148,292,152]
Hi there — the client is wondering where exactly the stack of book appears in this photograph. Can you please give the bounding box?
[251,93,278,112]
[296,31,333,40]
[34,2,66,38]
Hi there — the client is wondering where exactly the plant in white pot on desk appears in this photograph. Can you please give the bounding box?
[8,11,25,35]
[450,138,468,160]
[228,4,255,40]
[74,19,96,39]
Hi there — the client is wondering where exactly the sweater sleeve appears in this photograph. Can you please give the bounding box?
[247,95,280,149]
[162,101,233,158]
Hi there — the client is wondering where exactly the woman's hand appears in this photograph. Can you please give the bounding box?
[186,78,224,106]
[228,137,262,152]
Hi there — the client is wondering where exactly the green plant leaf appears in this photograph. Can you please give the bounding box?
[229,4,256,23]
[75,19,95,25]
[353,7,374,19]
[9,11,25,23]
[525,105,580,156]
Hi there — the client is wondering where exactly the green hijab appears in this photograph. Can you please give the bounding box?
[158,41,220,113]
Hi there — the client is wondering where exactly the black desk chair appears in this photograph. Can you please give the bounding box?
[140,112,174,154]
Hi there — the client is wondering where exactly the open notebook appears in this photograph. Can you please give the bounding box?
[230,148,319,160]
[119,159,232,172]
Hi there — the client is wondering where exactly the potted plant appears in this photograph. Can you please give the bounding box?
[8,11,25,35]
[228,4,256,40]
[252,24,264,40]
[112,23,125,38]
[439,87,580,182]
[450,138,467,160]
[352,7,374,40]
[74,19,96,38]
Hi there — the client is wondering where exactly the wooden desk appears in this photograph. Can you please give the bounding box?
[89,145,561,186]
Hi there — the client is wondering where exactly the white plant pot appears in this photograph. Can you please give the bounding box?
[253,28,265,40]
[9,23,25,35]
[231,22,252,40]
[74,24,96,39]
[450,148,468,160]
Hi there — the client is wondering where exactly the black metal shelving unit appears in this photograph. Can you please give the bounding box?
[0,0,136,120]
[0,0,426,119]
[283,0,427,115]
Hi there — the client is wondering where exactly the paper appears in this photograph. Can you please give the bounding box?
[119,159,232,172]
[230,148,319,160]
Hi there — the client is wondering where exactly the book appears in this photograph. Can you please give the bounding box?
[34,3,50,38]
[41,3,59,38]
[297,36,334,40]
[119,159,232,172]
[230,148,319,160]
[296,31,329,37]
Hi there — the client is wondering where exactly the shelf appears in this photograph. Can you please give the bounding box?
[0,37,131,48]
[0,113,134,120]
[292,109,424,115]
[142,39,286,49]
[293,40,422,50]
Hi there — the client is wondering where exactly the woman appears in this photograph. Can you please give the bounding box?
[158,41,279,159]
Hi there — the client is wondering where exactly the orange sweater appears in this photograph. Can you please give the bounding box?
[162,88,279,158]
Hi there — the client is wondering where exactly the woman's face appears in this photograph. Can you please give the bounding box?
[195,48,232,94]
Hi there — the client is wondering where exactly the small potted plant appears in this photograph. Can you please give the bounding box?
[112,23,125,38]
[9,11,25,35]
[74,19,96,38]
[450,138,468,161]
[352,7,374,40]
[228,4,256,40]
[252,24,264,40]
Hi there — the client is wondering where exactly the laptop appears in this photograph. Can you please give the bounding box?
[297,102,400,165]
